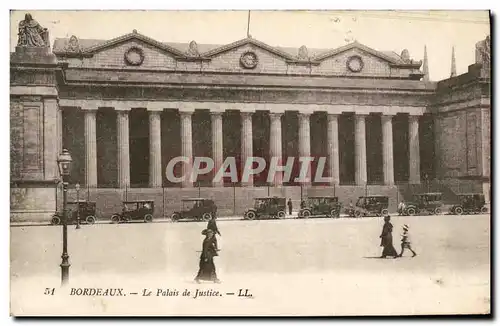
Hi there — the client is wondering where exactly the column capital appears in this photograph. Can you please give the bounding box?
[179,110,194,116]
[269,112,283,119]
[115,107,131,112]
[241,111,254,117]
[381,113,396,117]
[147,107,164,112]
[210,111,224,117]
[298,112,312,118]
[327,113,340,122]
[209,108,225,114]
[240,108,256,113]
[81,106,98,111]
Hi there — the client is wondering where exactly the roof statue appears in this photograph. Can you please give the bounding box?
[400,49,410,63]
[64,35,81,53]
[17,13,49,47]
[297,45,309,60]
[186,40,200,57]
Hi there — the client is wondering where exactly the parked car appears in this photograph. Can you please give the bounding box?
[111,200,154,223]
[449,193,488,215]
[348,196,389,217]
[170,198,217,222]
[403,193,443,216]
[51,200,97,225]
[298,196,342,218]
[244,197,286,220]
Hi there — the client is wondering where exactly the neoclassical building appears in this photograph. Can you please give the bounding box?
[10,16,491,221]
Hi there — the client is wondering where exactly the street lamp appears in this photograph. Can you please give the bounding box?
[75,183,81,230]
[57,149,73,286]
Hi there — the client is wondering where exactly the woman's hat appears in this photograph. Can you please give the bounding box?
[201,229,214,235]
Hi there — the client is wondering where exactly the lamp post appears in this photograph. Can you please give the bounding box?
[57,149,73,286]
[75,183,81,230]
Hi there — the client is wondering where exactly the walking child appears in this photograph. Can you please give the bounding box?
[398,224,417,257]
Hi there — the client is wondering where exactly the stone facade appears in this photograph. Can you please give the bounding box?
[10,20,491,221]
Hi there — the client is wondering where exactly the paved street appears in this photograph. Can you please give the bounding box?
[10,214,490,316]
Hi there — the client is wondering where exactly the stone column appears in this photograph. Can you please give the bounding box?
[148,109,163,188]
[116,108,130,188]
[180,110,194,188]
[43,99,59,180]
[298,112,312,184]
[211,111,224,187]
[84,108,98,187]
[269,112,283,186]
[354,114,368,185]
[327,114,340,185]
[408,114,421,184]
[241,111,254,186]
[381,114,395,185]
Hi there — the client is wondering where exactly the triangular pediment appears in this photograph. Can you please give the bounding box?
[81,31,186,58]
[313,41,400,64]
[203,37,295,60]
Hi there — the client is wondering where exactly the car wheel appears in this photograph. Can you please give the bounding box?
[202,213,212,221]
[355,210,362,218]
[330,209,338,218]
[434,207,442,215]
[277,211,285,219]
[302,210,311,218]
[406,207,416,216]
[144,214,153,223]
[453,207,463,215]
[86,215,96,225]
[381,209,389,216]
[245,211,256,220]
[51,215,61,225]
[111,215,120,224]
[170,213,180,222]
[481,207,488,213]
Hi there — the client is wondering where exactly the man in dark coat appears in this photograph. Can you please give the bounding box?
[206,214,221,250]
[287,198,293,215]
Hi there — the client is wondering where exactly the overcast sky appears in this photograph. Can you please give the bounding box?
[9,10,490,81]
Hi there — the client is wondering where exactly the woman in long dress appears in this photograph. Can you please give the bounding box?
[380,215,398,258]
[195,229,220,283]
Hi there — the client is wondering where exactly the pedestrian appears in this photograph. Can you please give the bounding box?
[379,215,398,258]
[194,229,220,284]
[287,198,293,215]
[206,214,221,250]
[398,224,417,257]
[398,200,406,216]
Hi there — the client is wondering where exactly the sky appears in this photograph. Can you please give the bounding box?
[9,10,490,82]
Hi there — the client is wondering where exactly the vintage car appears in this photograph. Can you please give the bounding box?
[170,198,217,222]
[111,200,154,223]
[449,193,488,215]
[298,196,342,218]
[403,193,443,216]
[348,196,389,217]
[244,197,286,220]
[51,200,97,225]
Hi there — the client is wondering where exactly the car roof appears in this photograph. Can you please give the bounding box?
[182,198,212,201]
[68,200,96,204]
[308,196,337,199]
[123,200,154,203]
[458,193,484,196]
[255,197,285,199]
[359,195,388,198]
[415,192,442,196]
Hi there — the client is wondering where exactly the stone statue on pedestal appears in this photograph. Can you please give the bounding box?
[17,13,49,47]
